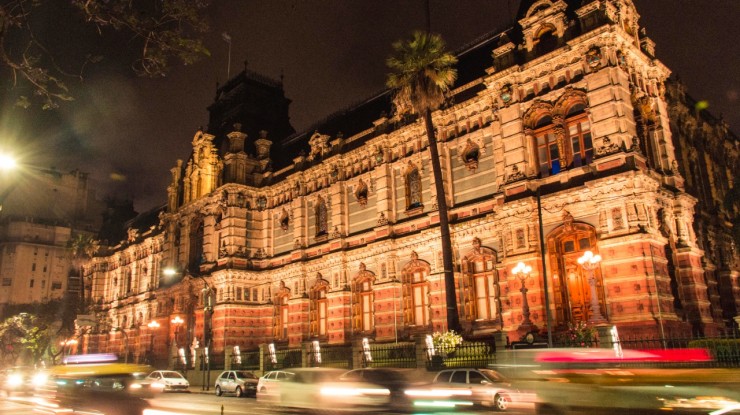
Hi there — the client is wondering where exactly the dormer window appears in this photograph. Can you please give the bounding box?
[536,26,557,55]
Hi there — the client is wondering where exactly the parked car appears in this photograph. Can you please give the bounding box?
[214,370,258,397]
[277,367,390,412]
[256,370,295,402]
[145,370,189,392]
[430,368,516,410]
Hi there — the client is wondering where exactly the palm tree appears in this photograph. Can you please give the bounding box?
[68,233,99,313]
[386,31,461,332]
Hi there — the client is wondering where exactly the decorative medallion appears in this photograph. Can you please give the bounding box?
[279,208,290,231]
[256,196,267,211]
[500,84,513,105]
[374,147,385,164]
[461,138,480,171]
[355,178,369,207]
[586,47,602,68]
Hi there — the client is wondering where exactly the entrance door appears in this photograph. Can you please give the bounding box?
[549,226,603,325]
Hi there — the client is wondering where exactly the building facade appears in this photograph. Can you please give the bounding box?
[80,0,738,363]
[0,168,103,311]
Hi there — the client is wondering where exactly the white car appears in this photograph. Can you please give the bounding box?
[256,370,295,402]
[145,370,189,392]
[277,368,390,412]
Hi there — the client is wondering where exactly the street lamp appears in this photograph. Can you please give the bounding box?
[577,250,606,323]
[0,153,17,171]
[512,262,535,334]
[170,316,184,347]
[147,320,160,364]
[0,152,17,212]
[60,338,78,357]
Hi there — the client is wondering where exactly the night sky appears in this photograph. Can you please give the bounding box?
[1,1,738,214]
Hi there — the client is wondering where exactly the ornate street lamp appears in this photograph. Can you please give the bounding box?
[147,320,160,364]
[577,250,606,323]
[512,262,535,333]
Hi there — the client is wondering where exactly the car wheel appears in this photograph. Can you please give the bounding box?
[215,386,222,396]
[494,394,509,411]
[235,386,243,398]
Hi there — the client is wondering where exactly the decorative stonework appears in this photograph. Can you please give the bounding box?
[355,178,369,207]
[461,138,480,171]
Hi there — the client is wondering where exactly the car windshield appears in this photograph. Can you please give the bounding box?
[161,371,184,379]
[236,371,256,379]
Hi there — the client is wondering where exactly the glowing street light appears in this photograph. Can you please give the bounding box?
[0,153,17,171]
[60,338,78,357]
[512,262,534,333]
[147,320,160,363]
[577,250,606,323]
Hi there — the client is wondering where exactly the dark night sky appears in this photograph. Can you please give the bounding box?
[1,1,738,214]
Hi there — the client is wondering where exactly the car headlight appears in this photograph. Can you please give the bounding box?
[7,374,23,387]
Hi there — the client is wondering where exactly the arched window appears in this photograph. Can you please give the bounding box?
[352,264,375,333]
[309,277,329,336]
[315,196,328,236]
[273,283,290,340]
[405,162,422,210]
[532,101,592,177]
[461,238,500,322]
[401,252,430,327]
[536,25,558,55]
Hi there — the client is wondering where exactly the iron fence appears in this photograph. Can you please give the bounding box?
[365,342,416,368]
[307,344,353,368]
[425,341,497,370]
[231,349,260,371]
[265,347,302,370]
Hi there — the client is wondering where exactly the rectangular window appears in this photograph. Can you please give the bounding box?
[2,278,11,286]
[245,288,251,301]
[52,282,62,290]
[32,263,36,271]
[236,289,242,301]
[30,279,35,288]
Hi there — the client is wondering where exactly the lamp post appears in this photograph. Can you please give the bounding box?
[170,315,184,370]
[577,250,606,323]
[60,338,78,358]
[147,320,160,364]
[512,262,535,334]
[192,274,213,391]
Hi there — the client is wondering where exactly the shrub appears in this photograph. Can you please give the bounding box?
[432,330,463,356]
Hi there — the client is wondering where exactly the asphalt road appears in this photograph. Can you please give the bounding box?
[1,391,536,415]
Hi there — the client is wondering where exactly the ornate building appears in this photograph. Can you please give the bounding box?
[80,0,738,363]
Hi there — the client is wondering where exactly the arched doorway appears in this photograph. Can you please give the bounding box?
[547,213,606,326]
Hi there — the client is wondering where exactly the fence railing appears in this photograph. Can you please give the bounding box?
[425,341,497,370]
[366,342,416,368]
[307,344,353,368]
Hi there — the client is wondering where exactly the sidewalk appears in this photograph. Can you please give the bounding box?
[187,386,213,394]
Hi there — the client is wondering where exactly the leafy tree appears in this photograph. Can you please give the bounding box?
[386,31,461,332]
[0,311,63,366]
[1,0,211,109]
